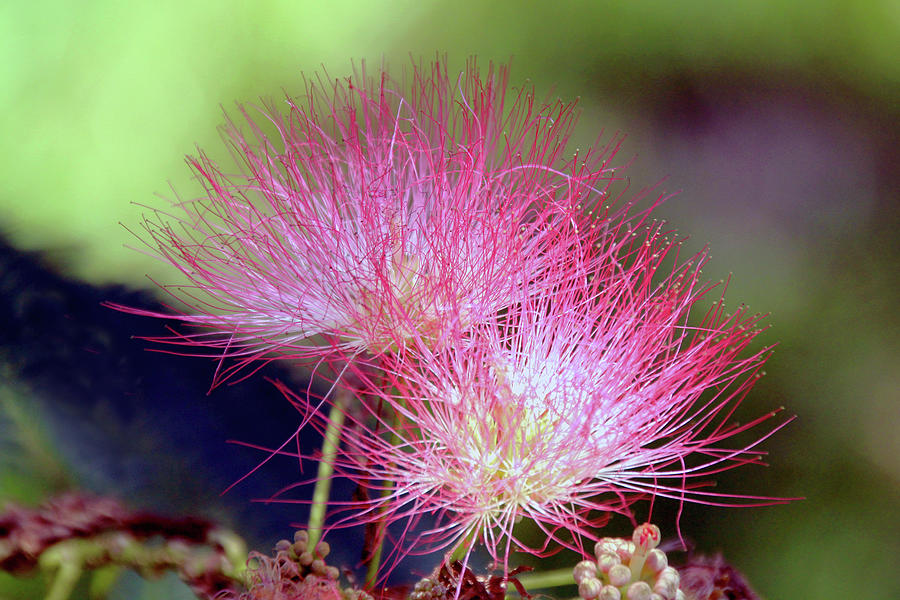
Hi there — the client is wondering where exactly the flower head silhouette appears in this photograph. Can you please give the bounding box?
[112,60,617,384]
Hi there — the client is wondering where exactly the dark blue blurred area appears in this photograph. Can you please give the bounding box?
[0,237,373,576]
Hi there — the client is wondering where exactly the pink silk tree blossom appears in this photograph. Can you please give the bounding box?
[108,56,793,588]
[110,60,621,384]
[274,212,791,578]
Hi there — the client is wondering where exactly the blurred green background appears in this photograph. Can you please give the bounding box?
[1,1,898,599]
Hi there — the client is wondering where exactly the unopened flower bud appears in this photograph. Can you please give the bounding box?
[626,581,652,600]
[598,585,621,600]
[574,560,599,583]
[629,523,661,579]
[653,567,680,599]
[597,552,622,573]
[595,538,619,558]
[311,558,327,575]
[579,576,603,599]
[633,523,661,554]
[608,564,632,587]
[616,541,636,561]
[643,549,667,574]
[315,541,330,558]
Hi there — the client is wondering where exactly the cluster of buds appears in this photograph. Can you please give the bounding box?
[272,530,341,582]
[224,530,371,600]
[409,575,448,600]
[574,524,683,600]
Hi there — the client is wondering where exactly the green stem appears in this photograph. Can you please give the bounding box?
[364,392,403,588]
[449,541,468,562]
[364,483,392,588]
[307,392,347,550]
[44,558,82,600]
[448,527,480,563]
[513,566,576,591]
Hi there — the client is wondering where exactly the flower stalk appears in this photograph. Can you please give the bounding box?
[307,391,349,551]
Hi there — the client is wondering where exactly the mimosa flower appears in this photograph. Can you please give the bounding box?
[112,60,618,383]
[294,218,789,577]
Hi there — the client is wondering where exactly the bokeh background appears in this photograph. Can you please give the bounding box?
[2,1,898,598]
